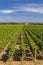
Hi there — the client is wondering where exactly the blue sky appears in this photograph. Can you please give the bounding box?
[0,0,43,23]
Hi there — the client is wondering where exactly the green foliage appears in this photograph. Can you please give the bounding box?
[20,32,26,57]
[25,30,37,56]
[24,25,43,52]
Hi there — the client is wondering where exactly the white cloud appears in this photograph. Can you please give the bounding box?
[12,3,43,14]
[0,10,14,14]
[0,4,43,14]
[26,4,43,7]
[22,7,43,14]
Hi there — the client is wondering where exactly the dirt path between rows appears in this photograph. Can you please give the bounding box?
[9,61,43,65]
[0,60,43,65]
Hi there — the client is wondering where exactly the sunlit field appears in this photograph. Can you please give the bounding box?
[0,24,43,65]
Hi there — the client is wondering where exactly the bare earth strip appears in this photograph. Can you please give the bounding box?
[0,61,43,65]
[12,61,43,65]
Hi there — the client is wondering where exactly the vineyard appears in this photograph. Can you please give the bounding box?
[0,24,43,65]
